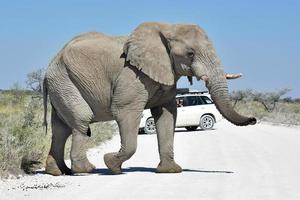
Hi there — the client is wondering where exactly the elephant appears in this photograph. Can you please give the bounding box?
[43,22,256,176]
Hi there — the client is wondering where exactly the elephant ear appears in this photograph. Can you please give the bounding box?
[123,23,175,86]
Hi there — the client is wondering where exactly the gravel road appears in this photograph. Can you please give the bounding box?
[1,120,300,200]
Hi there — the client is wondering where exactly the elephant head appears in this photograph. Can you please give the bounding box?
[124,22,256,126]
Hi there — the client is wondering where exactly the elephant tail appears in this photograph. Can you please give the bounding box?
[43,77,48,134]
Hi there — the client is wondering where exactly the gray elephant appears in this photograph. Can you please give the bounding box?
[43,22,256,176]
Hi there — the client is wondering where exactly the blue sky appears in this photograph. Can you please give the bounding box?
[0,0,299,97]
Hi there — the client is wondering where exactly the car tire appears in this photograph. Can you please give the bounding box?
[144,117,156,134]
[199,115,215,130]
[138,128,145,134]
[185,126,198,131]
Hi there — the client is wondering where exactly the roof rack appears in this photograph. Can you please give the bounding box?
[176,88,208,95]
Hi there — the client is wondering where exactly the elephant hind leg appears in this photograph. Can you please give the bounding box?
[46,111,95,175]
[47,62,95,174]
[50,96,95,174]
[46,109,72,176]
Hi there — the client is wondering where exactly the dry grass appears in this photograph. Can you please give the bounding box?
[0,92,116,178]
[0,95,47,177]
[2,89,297,177]
[234,101,300,126]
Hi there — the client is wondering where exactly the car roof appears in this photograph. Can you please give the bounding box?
[176,93,211,98]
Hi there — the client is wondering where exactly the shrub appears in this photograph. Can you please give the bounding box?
[0,92,116,177]
[230,88,300,125]
[0,97,50,176]
[233,101,300,126]
[230,89,253,108]
[252,88,291,112]
[25,68,44,94]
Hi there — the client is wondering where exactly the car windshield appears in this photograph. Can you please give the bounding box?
[201,96,213,104]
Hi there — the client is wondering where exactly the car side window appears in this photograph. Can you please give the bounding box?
[197,96,204,105]
[201,96,213,104]
[176,95,213,107]
[182,97,189,107]
[185,96,200,106]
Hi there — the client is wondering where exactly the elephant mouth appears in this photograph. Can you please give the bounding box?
[195,74,209,81]
[185,65,194,76]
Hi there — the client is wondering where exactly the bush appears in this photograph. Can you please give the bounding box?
[262,102,300,125]
[230,88,291,112]
[230,89,253,108]
[230,88,300,125]
[252,88,291,112]
[0,92,116,177]
[0,97,48,177]
[233,101,300,126]
[26,68,44,94]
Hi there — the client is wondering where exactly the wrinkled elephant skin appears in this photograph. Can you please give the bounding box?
[43,22,256,175]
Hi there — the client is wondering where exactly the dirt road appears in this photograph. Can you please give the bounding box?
[1,120,300,200]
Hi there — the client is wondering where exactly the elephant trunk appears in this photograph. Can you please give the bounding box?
[192,53,256,126]
[206,77,256,126]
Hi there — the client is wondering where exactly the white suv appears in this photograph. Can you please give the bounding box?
[139,91,223,134]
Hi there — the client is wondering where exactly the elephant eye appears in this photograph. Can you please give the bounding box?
[187,51,194,58]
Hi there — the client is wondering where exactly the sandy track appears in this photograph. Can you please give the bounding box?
[1,120,300,200]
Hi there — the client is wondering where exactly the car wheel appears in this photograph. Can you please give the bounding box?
[138,128,145,134]
[144,117,156,134]
[199,115,215,130]
[185,126,198,131]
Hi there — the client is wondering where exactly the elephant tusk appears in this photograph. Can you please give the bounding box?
[225,73,242,80]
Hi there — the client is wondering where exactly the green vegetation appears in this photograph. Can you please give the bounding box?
[0,91,116,177]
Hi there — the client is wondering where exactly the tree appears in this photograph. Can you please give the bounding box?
[252,88,291,112]
[26,69,44,94]
[294,98,300,103]
[230,89,253,108]
[10,82,24,103]
[282,97,293,103]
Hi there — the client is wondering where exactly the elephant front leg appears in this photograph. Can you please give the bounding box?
[104,112,142,174]
[70,129,96,173]
[151,100,182,173]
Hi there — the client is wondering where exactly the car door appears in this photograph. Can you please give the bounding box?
[200,95,222,122]
[175,97,186,127]
[176,96,202,127]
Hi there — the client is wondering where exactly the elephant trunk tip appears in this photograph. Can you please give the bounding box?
[249,117,257,125]
[232,117,256,126]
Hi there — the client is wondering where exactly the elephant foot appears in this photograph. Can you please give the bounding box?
[156,161,182,173]
[71,158,95,174]
[45,155,62,176]
[104,153,122,174]
[45,155,72,176]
